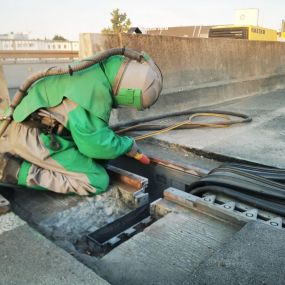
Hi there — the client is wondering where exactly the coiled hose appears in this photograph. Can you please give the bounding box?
[113,110,252,141]
[0,48,146,137]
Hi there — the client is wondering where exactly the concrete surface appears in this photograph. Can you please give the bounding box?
[144,89,285,168]
[95,211,239,285]
[80,33,285,124]
[11,186,129,224]
[10,186,132,254]
[0,212,25,235]
[0,223,109,285]
[80,33,285,90]
[188,222,285,285]
[138,135,220,173]
[0,64,10,112]
[11,189,86,223]
[3,61,71,89]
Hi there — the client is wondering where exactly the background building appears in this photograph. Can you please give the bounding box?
[0,32,29,40]
[146,25,216,38]
[0,39,79,51]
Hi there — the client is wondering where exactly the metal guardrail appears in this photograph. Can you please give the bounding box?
[0,50,78,60]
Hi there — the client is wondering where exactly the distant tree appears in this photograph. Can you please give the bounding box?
[52,34,67,41]
[102,9,131,34]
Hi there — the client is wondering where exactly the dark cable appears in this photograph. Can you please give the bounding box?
[211,163,285,183]
[191,185,285,216]
[111,109,252,131]
[188,173,285,200]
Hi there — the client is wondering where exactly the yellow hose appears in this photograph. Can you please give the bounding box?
[117,112,236,141]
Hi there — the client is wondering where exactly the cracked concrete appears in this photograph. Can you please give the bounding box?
[11,186,132,255]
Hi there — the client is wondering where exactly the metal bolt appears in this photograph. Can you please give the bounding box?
[246,213,254,217]
[270,222,279,227]
[224,205,231,209]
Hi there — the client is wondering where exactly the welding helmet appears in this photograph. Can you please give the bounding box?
[112,53,163,110]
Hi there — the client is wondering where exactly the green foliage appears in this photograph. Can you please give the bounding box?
[102,9,132,34]
[52,34,67,41]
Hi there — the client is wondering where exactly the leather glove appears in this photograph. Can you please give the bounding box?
[126,141,139,158]
[126,141,150,165]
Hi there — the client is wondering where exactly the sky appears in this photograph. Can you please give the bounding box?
[1,0,285,40]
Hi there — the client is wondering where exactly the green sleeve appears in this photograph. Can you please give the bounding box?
[67,106,133,159]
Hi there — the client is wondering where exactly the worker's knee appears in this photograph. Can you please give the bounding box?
[89,166,110,195]
[98,170,110,194]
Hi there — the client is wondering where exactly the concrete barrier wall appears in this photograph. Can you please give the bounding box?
[0,65,10,112]
[80,33,285,90]
[84,34,285,122]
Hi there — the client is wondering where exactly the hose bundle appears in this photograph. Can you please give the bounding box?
[0,48,145,137]
[113,110,252,141]
[188,163,285,216]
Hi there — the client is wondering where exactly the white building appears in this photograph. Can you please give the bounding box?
[0,39,79,51]
[0,32,29,40]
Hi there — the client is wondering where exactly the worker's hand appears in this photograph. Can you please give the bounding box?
[126,141,150,165]
[126,141,139,157]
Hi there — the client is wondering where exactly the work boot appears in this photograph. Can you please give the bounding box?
[0,154,21,185]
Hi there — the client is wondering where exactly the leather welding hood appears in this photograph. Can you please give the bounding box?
[112,56,163,110]
[13,54,162,124]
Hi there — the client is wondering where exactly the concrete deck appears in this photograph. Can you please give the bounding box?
[0,213,109,285]
[189,222,285,285]
[95,211,239,285]
[144,89,285,168]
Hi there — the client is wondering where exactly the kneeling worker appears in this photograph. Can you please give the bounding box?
[0,48,162,195]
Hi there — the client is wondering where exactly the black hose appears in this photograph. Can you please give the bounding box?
[188,165,285,216]
[111,109,252,131]
[211,163,285,183]
[188,173,285,200]
[209,170,285,192]
[12,48,144,108]
[191,186,285,216]
[0,48,148,138]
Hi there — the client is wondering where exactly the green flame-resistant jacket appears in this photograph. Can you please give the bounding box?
[12,55,134,193]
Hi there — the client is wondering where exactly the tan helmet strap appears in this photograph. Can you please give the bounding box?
[112,58,131,96]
